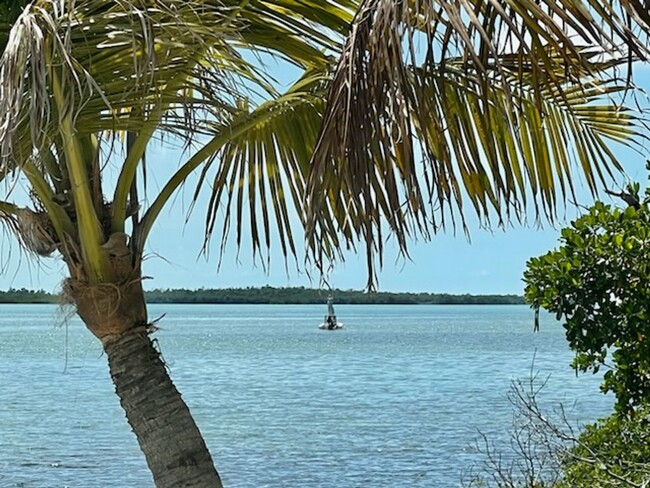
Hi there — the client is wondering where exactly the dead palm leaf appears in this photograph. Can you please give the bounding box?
[307,0,650,288]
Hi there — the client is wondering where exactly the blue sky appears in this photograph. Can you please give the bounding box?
[2,69,649,295]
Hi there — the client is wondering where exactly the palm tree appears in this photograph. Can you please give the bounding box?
[0,1,354,486]
[0,0,649,486]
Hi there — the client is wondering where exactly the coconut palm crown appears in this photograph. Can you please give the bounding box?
[0,1,354,486]
[0,0,650,486]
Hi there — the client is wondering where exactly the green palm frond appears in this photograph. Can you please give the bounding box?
[0,0,352,280]
[0,0,353,155]
[414,69,646,223]
[202,69,329,270]
[0,0,352,179]
[235,0,354,66]
[137,67,335,268]
[1,2,246,159]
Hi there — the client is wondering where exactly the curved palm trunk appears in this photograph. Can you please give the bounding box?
[67,253,222,487]
[104,328,223,488]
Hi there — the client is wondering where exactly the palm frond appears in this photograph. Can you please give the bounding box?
[0,0,352,276]
[0,1,244,163]
[307,0,650,287]
[138,67,335,270]
[0,0,353,162]
[202,70,329,271]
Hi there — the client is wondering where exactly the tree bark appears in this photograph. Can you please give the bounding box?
[64,237,221,486]
[104,327,223,488]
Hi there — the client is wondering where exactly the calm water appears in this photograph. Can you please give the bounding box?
[0,304,612,487]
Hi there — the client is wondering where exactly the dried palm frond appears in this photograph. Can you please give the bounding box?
[12,207,58,256]
[307,0,650,288]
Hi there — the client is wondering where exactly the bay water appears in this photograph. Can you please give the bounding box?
[0,304,612,487]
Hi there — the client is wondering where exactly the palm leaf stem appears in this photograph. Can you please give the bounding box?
[40,145,64,192]
[20,159,73,239]
[111,101,168,234]
[136,130,231,252]
[50,59,106,282]
[0,201,18,215]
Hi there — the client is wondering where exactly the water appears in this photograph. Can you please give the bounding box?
[0,304,612,487]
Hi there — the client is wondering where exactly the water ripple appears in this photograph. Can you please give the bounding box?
[0,304,611,487]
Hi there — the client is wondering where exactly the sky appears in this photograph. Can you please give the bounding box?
[1,67,649,296]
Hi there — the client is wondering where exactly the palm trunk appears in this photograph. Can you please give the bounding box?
[67,256,223,487]
[104,328,223,488]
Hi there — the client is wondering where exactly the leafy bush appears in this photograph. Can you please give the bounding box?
[558,405,650,487]
[524,191,650,413]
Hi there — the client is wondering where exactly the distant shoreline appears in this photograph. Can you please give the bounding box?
[0,286,525,305]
